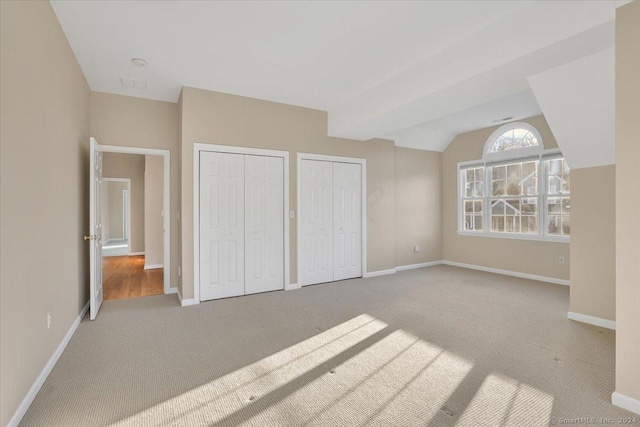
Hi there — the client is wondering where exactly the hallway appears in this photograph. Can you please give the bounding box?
[102,255,163,300]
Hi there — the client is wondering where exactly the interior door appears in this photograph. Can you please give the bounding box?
[200,152,245,301]
[88,138,104,320]
[245,155,284,294]
[299,160,333,286]
[333,162,362,281]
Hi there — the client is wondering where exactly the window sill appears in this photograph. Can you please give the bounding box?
[457,230,570,243]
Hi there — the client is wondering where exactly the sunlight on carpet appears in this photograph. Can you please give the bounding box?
[110,313,553,426]
[454,373,554,426]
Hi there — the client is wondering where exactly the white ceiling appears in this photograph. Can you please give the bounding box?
[50,0,627,152]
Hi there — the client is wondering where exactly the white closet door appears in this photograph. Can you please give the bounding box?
[299,160,333,286]
[245,155,284,294]
[200,152,245,301]
[333,162,362,281]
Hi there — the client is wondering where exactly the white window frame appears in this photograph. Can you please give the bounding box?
[457,148,570,243]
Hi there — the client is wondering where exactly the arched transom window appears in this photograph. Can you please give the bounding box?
[483,122,544,161]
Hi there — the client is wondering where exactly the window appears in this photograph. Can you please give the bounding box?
[458,123,570,241]
[461,167,484,231]
[483,122,543,162]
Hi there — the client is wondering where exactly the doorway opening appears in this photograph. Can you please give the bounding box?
[100,152,166,301]
[88,139,172,318]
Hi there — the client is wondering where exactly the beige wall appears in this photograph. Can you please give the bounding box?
[103,153,145,253]
[90,92,179,286]
[180,87,397,299]
[570,165,615,321]
[395,147,442,266]
[442,115,570,280]
[0,1,91,425]
[615,0,640,404]
[144,155,164,267]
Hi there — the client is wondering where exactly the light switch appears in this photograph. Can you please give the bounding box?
[290,210,295,219]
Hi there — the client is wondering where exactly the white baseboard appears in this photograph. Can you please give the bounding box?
[396,261,443,271]
[568,311,616,330]
[129,252,145,256]
[442,261,570,286]
[176,288,195,307]
[364,268,397,278]
[144,264,163,270]
[166,287,178,295]
[285,282,300,290]
[8,301,90,427]
[612,391,640,415]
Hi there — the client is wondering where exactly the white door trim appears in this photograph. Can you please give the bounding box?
[102,177,131,252]
[296,152,367,284]
[193,143,290,305]
[99,144,172,294]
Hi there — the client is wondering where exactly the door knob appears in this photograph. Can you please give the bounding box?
[84,234,95,241]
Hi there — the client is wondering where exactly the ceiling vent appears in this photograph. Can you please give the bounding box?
[491,116,515,123]
[120,77,147,90]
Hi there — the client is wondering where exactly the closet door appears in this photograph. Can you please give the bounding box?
[333,162,362,281]
[245,155,284,294]
[200,152,245,301]
[299,160,333,286]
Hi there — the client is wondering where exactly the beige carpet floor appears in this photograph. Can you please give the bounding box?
[20,265,633,426]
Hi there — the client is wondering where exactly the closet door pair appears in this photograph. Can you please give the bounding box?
[299,159,362,286]
[199,152,284,301]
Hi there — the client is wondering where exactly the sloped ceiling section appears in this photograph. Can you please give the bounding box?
[385,125,455,152]
[327,1,622,143]
[528,48,615,169]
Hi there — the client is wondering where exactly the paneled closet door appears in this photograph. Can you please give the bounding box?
[299,160,333,286]
[245,155,284,294]
[333,162,362,281]
[200,152,245,301]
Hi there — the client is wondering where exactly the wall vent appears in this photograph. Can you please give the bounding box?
[120,77,147,90]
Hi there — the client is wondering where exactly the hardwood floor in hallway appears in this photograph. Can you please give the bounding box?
[102,255,163,300]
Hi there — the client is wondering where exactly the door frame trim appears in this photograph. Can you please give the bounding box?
[296,153,367,286]
[193,143,290,305]
[99,144,173,295]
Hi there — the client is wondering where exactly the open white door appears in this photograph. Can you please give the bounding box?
[87,137,104,319]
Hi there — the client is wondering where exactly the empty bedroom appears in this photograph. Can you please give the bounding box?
[1,1,639,426]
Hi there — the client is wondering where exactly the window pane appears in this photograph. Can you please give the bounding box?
[547,195,570,236]
[546,158,570,195]
[548,215,561,235]
[507,178,521,195]
[463,167,484,198]
[465,200,473,213]
[474,215,484,231]
[463,198,483,231]
[521,216,538,234]
[562,216,570,236]
[490,197,536,234]
[489,128,540,153]
[492,160,538,199]
[492,215,505,232]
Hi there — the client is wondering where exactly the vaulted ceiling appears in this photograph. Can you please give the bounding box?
[50,0,626,161]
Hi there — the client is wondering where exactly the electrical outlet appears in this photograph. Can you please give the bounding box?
[47,314,52,330]
[559,256,565,264]
[414,245,421,252]
[290,210,295,219]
